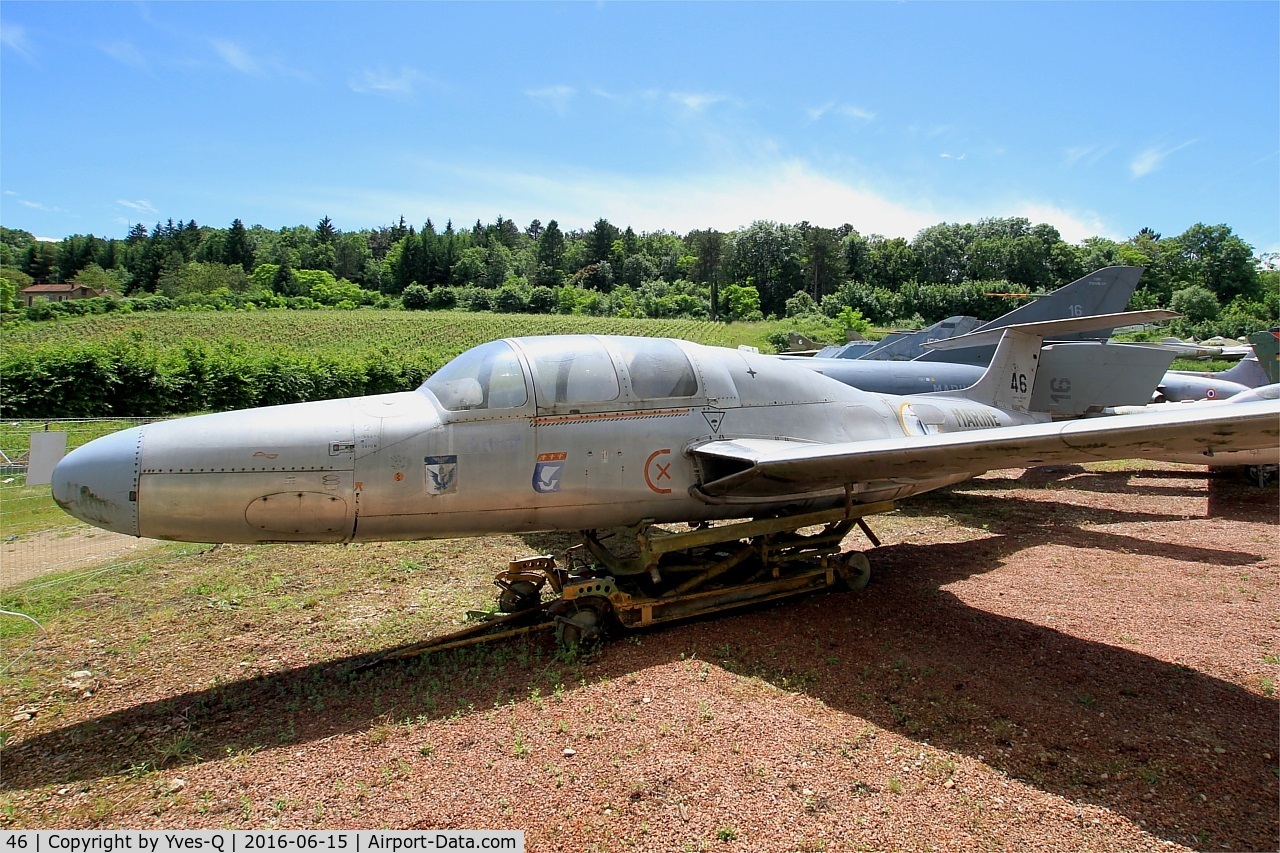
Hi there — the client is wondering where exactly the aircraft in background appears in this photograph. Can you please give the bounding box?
[784,312,1177,415]
[792,267,1273,406]
[1154,329,1278,402]
[52,325,1278,647]
[816,266,1143,363]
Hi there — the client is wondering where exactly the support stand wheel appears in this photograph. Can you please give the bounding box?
[497,580,541,613]
[555,602,605,649]
[1246,464,1277,488]
[835,551,872,591]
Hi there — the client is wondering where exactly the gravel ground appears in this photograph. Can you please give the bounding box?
[2,462,1277,852]
[1,529,165,589]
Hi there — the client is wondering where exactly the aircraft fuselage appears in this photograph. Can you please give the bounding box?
[53,336,1030,544]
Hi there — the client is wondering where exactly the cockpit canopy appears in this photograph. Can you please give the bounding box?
[420,336,700,414]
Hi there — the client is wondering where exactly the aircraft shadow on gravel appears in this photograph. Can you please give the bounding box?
[956,464,1265,504]
[4,471,1275,851]
[920,465,1276,525]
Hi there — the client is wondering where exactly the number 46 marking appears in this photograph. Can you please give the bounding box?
[1010,372,1028,393]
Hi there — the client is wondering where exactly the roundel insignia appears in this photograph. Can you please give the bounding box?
[645,448,673,494]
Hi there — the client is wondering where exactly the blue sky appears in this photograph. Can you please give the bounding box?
[3,2,1277,254]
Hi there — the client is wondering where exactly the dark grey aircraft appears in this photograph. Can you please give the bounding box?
[824,266,1144,363]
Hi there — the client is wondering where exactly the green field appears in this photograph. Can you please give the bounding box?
[1,309,802,358]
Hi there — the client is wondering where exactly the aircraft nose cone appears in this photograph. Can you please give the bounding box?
[51,426,143,536]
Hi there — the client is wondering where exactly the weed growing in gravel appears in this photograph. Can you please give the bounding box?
[156,731,197,767]
[714,826,737,842]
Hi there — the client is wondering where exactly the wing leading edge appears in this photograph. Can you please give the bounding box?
[692,398,1280,499]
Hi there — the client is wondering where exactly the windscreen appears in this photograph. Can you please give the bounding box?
[419,340,528,411]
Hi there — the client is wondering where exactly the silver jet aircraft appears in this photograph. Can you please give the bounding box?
[52,325,1278,647]
[1153,329,1278,402]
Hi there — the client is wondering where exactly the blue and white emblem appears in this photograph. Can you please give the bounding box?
[424,455,458,495]
[532,452,566,493]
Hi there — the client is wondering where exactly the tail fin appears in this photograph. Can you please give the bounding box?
[916,266,1144,364]
[857,316,982,361]
[972,266,1144,335]
[1216,357,1269,388]
[940,328,1043,412]
[926,310,1178,415]
[1249,329,1280,384]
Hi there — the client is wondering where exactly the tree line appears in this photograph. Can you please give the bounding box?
[1,214,1275,338]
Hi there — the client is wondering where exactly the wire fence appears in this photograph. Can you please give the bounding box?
[1,418,168,589]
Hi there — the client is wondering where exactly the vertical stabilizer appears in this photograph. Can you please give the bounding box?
[949,328,1042,412]
[920,310,1177,414]
[916,266,1144,364]
[1249,330,1280,384]
[1215,357,1269,388]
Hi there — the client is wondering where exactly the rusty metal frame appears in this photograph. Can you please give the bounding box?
[356,500,894,669]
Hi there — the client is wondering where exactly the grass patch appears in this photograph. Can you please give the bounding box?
[1,477,77,539]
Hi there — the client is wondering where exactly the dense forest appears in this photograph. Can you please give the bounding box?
[1,214,1276,339]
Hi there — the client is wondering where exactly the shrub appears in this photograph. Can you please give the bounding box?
[401,283,432,311]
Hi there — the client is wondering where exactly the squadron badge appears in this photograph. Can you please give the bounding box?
[424,455,458,495]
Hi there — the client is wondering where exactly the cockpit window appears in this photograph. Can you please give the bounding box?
[519,336,620,406]
[614,337,699,398]
[420,340,528,411]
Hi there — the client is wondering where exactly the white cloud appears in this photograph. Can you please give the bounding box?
[807,102,875,123]
[668,91,727,112]
[246,156,1116,248]
[806,103,833,121]
[1130,139,1198,178]
[349,66,428,99]
[838,105,875,122]
[1004,202,1111,244]
[5,191,68,215]
[209,39,307,81]
[310,157,945,239]
[211,39,261,75]
[526,85,577,115]
[589,87,624,103]
[117,199,158,215]
[101,41,147,70]
[533,86,731,115]
[0,19,35,62]
[1064,144,1117,168]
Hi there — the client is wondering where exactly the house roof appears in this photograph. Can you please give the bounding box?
[20,283,102,294]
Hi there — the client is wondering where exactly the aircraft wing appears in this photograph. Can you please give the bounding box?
[692,399,1280,498]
